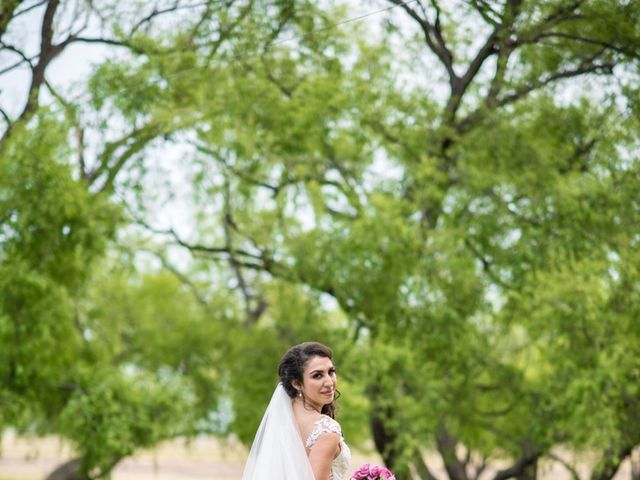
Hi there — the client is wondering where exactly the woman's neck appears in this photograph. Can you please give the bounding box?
[293,395,323,414]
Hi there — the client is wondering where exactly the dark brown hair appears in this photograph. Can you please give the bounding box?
[278,342,339,418]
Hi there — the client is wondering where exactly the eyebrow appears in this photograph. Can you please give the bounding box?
[308,366,335,375]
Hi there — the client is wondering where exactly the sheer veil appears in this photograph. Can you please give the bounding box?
[241,383,315,480]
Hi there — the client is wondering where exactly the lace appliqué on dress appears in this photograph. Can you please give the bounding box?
[306,416,341,448]
[306,416,351,480]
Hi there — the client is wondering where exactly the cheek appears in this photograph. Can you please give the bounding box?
[306,377,321,388]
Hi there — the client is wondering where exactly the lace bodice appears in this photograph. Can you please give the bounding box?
[306,416,351,480]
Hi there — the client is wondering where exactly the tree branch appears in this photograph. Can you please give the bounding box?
[498,58,614,107]
[135,218,264,263]
[88,121,175,192]
[222,173,268,326]
[13,0,48,20]
[0,0,26,39]
[58,35,144,52]
[471,456,488,480]
[43,79,87,177]
[139,247,212,310]
[548,452,581,480]
[98,125,164,193]
[436,422,469,480]
[464,237,513,290]
[0,42,35,73]
[19,0,60,120]
[492,447,540,480]
[535,31,640,61]
[388,0,457,86]
[412,448,442,480]
[129,1,212,36]
[590,443,637,480]
[0,104,11,128]
[458,54,615,133]
[517,0,584,41]
[363,118,421,163]
[469,0,501,26]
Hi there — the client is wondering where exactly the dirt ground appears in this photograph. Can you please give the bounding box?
[0,432,635,480]
[0,432,381,480]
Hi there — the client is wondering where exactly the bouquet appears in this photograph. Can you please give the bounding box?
[351,463,396,480]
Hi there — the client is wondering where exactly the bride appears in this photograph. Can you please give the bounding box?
[241,342,351,480]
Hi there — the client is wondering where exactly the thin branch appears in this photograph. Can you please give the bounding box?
[141,247,212,309]
[498,58,614,106]
[43,79,86,176]
[0,104,11,127]
[547,452,581,480]
[206,0,254,61]
[0,53,37,76]
[192,142,282,195]
[57,35,146,54]
[388,0,457,85]
[98,127,163,193]
[464,237,513,290]
[138,219,264,262]
[535,31,640,61]
[469,0,501,26]
[88,121,166,190]
[363,118,421,162]
[518,0,584,39]
[472,456,488,480]
[13,0,48,19]
[0,42,35,71]
[222,174,260,324]
[129,1,211,36]
[458,55,615,133]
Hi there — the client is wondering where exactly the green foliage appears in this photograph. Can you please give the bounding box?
[0,112,120,427]
[3,0,640,478]
[58,367,194,476]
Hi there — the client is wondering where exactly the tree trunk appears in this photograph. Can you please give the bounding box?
[590,445,635,480]
[371,412,404,477]
[412,450,440,480]
[436,422,469,480]
[493,446,540,480]
[515,460,537,480]
[44,458,89,480]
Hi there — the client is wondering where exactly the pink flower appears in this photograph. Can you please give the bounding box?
[351,463,396,480]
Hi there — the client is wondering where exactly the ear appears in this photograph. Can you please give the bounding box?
[291,380,302,391]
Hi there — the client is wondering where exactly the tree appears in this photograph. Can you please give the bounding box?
[1,1,330,479]
[2,1,640,479]
[134,1,639,478]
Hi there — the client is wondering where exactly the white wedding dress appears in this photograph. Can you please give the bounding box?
[306,416,351,480]
[241,384,351,480]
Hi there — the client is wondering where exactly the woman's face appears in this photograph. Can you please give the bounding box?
[298,355,337,410]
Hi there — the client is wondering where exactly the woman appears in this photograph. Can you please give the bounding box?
[241,342,351,480]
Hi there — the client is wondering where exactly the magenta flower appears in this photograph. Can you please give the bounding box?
[351,463,396,480]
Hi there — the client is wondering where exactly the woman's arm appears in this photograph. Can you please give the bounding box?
[308,432,340,480]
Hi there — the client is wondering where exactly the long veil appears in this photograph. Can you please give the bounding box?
[241,383,315,480]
